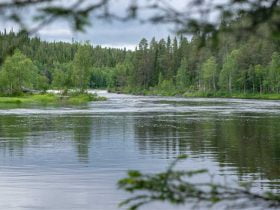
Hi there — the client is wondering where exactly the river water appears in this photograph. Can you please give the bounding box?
[0,91,279,210]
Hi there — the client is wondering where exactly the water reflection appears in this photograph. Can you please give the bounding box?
[72,117,93,162]
[0,92,280,209]
[134,112,280,188]
[0,116,28,156]
[0,115,94,163]
[0,112,279,187]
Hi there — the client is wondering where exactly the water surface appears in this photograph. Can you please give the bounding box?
[0,91,279,209]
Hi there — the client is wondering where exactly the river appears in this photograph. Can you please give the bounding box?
[0,91,279,209]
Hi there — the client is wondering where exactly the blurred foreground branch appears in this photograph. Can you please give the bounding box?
[1,0,280,64]
[118,155,280,210]
[1,0,280,36]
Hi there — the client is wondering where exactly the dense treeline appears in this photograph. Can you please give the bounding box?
[0,30,127,95]
[0,21,280,96]
[119,27,280,96]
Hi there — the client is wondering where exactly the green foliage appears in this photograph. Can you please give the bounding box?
[0,50,42,95]
[0,31,127,92]
[267,52,280,93]
[0,94,57,104]
[254,64,266,93]
[0,92,106,105]
[52,62,72,90]
[132,38,152,88]
[66,92,106,104]
[108,29,280,98]
[35,74,49,91]
[176,58,190,90]
[157,79,177,96]
[1,24,280,99]
[72,44,93,92]
[201,56,217,91]
[182,91,280,100]
[90,67,111,88]
[219,50,240,92]
[108,58,133,88]
[119,156,280,210]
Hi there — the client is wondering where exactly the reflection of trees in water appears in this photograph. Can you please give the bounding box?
[134,114,280,185]
[0,116,29,155]
[72,117,93,163]
[71,115,135,163]
[0,115,95,163]
[210,114,280,184]
[134,116,214,158]
[1,113,279,187]
[0,115,127,164]
[0,116,70,156]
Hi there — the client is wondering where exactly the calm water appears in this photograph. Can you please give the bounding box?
[0,91,279,210]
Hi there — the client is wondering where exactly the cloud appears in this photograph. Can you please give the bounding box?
[38,28,72,37]
[73,20,172,46]
[0,0,186,48]
[31,18,173,49]
[33,0,182,48]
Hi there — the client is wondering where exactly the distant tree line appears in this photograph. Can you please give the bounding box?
[118,155,280,210]
[109,17,280,95]
[0,18,280,96]
[0,30,127,95]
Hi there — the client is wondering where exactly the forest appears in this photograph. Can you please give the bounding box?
[1,2,280,209]
[0,17,280,98]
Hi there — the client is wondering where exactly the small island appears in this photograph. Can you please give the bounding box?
[0,92,106,105]
[0,47,106,106]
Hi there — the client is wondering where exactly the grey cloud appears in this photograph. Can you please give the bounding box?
[36,18,173,49]
[1,0,186,48]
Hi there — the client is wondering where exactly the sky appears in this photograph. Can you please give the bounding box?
[0,0,184,50]
[36,20,173,50]
[0,0,196,50]
[0,0,220,50]
[35,0,186,50]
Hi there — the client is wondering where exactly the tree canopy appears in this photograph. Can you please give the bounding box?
[0,49,42,95]
[1,26,280,97]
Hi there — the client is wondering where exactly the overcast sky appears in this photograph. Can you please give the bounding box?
[0,0,220,50]
[0,0,185,50]
[1,20,171,51]
[36,20,173,50]
[37,0,185,50]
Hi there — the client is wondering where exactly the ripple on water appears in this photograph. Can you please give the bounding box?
[0,90,279,210]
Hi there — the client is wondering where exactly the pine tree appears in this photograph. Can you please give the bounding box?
[176,58,190,90]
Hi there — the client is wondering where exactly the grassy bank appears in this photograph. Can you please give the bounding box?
[0,92,106,105]
[182,91,280,100]
[109,87,280,100]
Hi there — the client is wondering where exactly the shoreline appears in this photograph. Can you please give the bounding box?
[109,89,280,100]
[0,92,106,105]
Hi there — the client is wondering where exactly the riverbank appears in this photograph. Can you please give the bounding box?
[0,92,106,105]
[109,88,280,100]
[182,91,280,100]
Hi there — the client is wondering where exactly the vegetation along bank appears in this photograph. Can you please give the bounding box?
[1,17,280,101]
